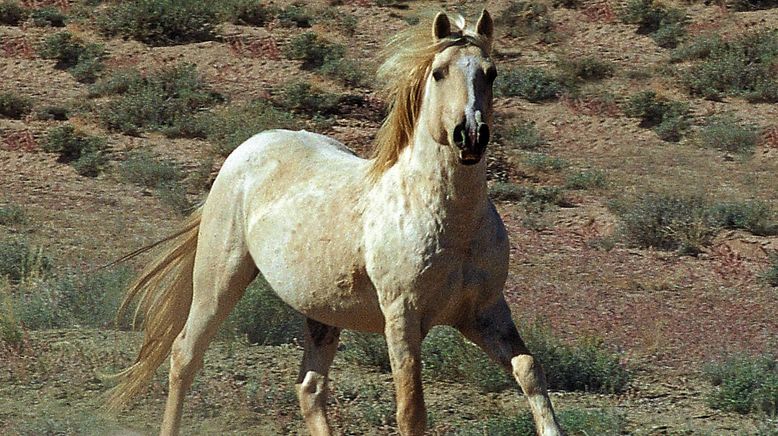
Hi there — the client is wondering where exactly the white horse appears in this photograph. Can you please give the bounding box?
[108,11,562,436]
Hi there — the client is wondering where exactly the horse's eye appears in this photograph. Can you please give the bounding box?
[486,67,497,83]
[432,68,446,82]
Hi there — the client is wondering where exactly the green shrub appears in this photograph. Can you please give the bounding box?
[63,267,133,328]
[762,255,778,287]
[0,1,27,26]
[276,81,351,116]
[623,91,689,142]
[0,238,52,284]
[683,31,778,102]
[497,0,554,40]
[501,120,545,150]
[621,0,687,48]
[610,193,715,254]
[35,106,68,121]
[496,67,562,102]
[698,115,760,155]
[98,0,220,46]
[221,277,304,345]
[30,6,66,27]
[522,321,630,393]
[457,408,625,436]
[119,152,182,188]
[283,32,345,70]
[727,0,778,10]
[88,69,144,97]
[100,64,222,135]
[0,92,32,119]
[38,32,104,83]
[558,56,614,84]
[704,354,778,416]
[193,100,298,157]
[0,204,25,226]
[566,169,607,190]
[490,183,567,207]
[319,57,367,87]
[278,3,313,28]
[42,125,107,177]
[671,33,724,63]
[227,0,273,26]
[341,331,392,372]
[524,153,567,172]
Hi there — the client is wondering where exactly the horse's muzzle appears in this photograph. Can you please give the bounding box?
[453,122,490,165]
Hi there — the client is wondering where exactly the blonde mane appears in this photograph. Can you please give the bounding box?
[368,14,491,180]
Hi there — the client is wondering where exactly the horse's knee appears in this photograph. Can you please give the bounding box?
[511,354,546,396]
[297,371,327,413]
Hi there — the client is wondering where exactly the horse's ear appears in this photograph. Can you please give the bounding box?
[476,9,494,40]
[432,12,451,41]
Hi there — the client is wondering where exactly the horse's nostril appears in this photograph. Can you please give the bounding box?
[453,123,466,147]
[477,123,490,147]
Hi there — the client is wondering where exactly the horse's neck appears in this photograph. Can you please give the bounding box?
[376,125,489,225]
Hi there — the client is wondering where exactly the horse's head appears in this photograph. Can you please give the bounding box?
[425,11,495,166]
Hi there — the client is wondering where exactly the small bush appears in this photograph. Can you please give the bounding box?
[0,204,25,226]
[30,6,66,27]
[276,81,351,116]
[610,193,715,254]
[35,106,68,121]
[497,0,555,40]
[194,100,298,157]
[623,91,689,142]
[0,1,27,26]
[100,64,222,135]
[558,56,614,85]
[222,277,303,345]
[705,354,778,416]
[319,57,367,87]
[566,169,607,190]
[621,0,687,48]
[42,125,107,177]
[727,0,778,11]
[762,255,778,287]
[524,153,567,172]
[698,115,760,155]
[501,120,545,150]
[283,32,345,70]
[119,152,182,189]
[496,67,563,102]
[278,3,313,28]
[88,69,143,97]
[341,331,392,372]
[671,34,725,63]
[0,92,32,119]
[38,32,104,83]
[98,0,219,46]
[0,238,52,284]
[457,408,625,436]
[0,283,24,350]
[490,183,567,207]
[227,0,273,26]
[683,31,778,102]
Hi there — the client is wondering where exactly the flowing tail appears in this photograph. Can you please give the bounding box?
[105,208,202,410]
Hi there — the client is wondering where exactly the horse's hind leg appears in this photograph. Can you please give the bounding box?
[160,227,257,435]
[296,318,340,436]
[458,299,562,436]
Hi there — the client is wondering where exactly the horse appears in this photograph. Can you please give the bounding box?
[107,10,563,436]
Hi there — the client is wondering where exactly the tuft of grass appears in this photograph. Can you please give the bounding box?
[283,32,344,70]
[524,153,567,172]
[496,67,563,102]
[682,30,778,102]
[35,106,69,121]
[558,56,615,85]
[341,331,392,372]
[490,183,567,207]
[620,0,687,48]
[761,255,778,287]
[88,69,143,98]
[610,193,715,255]
[119,151,191,213]
[704,354,778,416]
[97,0,220,46]
[276,81,355,116]
[278,2,313,28]
[221,277,303,345]
[501,120,545,150]
[0,238,52,284]
[566,169,607,190]
[0,1,28,26]
[0,203,25,226]
[38,32,104,83]
[697,115,760,156]
[42,125,107,177]
[726,0,778,11]
[623,91,689,142]
[671,33,724,63]
[522,320,630,394]
[457,408,625,436]
[99,64,222,136]
[227,0,274,26]
[497,0,555,41]
[30,6,66,27]
[0,92,32,119]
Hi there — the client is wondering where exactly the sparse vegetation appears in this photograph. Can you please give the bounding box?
[497,0,556,41]
[0,238,51,284]
[282,32,366,85]
[501,120,545,150]
[30,6,67,27]
[699,115,761,155]
[496,67,563,102]
[278,2,313,28]
[0,1,27,26]
[38,32,104,83]
[227,0,274,26]
[0,203,25,226]
[623,91,689,142]
[681,31,778,102]
[621,0,687,48]
[566,169,607,190]
[457,408,626,435]
[490,183,567,207]
[704,354,778,416]
[42,125,107,177]
[0,92,32,119]
[119,152,191,213]
[276,81,357,116]
[99,64,222,135]
[524,153,567,172]
[762,255,778,287]
[558,56,615,85]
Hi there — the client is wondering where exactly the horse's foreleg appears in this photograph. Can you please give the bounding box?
[459,299,562,436]
[296,318,340,436]
[383,305,426,436]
